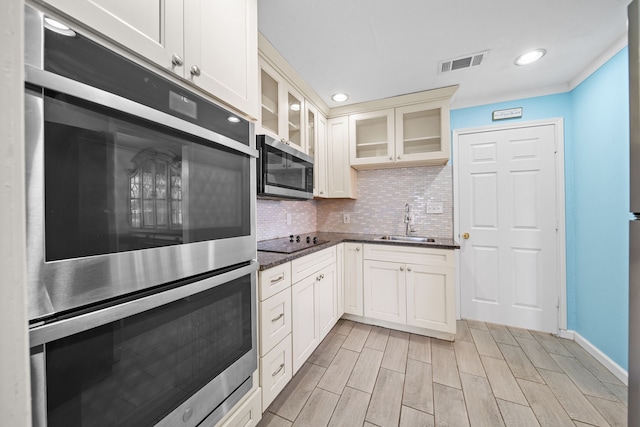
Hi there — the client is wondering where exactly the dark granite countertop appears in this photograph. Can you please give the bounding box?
[257,232,460,271]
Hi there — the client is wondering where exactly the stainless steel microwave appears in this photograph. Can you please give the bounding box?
[257,134,314,200]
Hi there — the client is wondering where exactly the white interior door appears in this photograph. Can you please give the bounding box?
[458,124,560,333]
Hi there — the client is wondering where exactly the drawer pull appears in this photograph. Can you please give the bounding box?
[272,363,285,377]
[271,313,285,322]
[270,275,285,284]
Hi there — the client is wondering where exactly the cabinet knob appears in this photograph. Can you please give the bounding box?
[407,267,412,272]
[397,155,401,160]
[400,266,404,272]
[389,156,393,160]
[356,247,360,251]
[320,191,324,194]
[171,54,184,67]
[190,65,201,77]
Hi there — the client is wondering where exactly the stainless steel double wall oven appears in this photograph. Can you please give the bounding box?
[25,5,258,426]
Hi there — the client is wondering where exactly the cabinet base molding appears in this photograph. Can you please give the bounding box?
[341,314,455,342]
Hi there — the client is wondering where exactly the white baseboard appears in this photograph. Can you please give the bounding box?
[566,330,628,386]
[558,329,575,340]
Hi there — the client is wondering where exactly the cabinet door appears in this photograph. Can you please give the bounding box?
[406,264,456,333]
[395,100,450,165]
[42,0,183,71]
[184,0,258,119]
[317,263,338,340]
[336,244,345,316]
[327,117,357,198]
[363,260,406,323]
[306,104,317,164]
[291,275,319,374]
[283,85,305,152]
[259,60,283,138]
[344,243,364,316]
[349,109,395,167]
[315,113,328,197]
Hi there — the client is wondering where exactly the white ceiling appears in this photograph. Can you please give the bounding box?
[258,0,632,109]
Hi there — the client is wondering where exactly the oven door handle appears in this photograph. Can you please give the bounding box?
[24,65,258,159]
[29,261,259,347]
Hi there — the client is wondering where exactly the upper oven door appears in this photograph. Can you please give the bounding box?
[258,136,314,200]
[24,8,258,322]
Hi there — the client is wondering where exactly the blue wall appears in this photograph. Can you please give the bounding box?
[451,47,629,370]
[570,48,629,370]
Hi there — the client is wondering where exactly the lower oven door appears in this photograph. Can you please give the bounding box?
[30,262,257,427]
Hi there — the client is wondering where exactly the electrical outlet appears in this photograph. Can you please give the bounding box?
[426,201,444,214]
[342,213,350,224]
[286,213,292,225]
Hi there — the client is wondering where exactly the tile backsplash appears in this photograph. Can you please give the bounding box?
[256,199,317,241]
[256,165,453,240]
[316,165,453,238]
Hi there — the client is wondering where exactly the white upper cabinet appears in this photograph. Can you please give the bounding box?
[40,0,259,118]
[326,117,357,199]
[260,61,283,137]
[338,86,457,170]
[183,0,258,119]
[258,59,306,153]
[349,109,395,167]
[394,100,450,165]
[285,86,305,151]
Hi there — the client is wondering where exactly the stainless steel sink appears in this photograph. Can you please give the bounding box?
[375,235,436,243]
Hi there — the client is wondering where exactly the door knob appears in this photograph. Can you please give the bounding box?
[462,232,470,239]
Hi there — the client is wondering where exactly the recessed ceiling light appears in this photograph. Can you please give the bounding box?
[515,49,546,66]
[331,93,349,102]
[227,116,241,123]
[44,17,76,37]
[289,103,301,111]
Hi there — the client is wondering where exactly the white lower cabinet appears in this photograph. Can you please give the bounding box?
[258,262,293,411]
[260,336,292,410]
[343,243,364,315]
[259,288,291,357]
[359,244,456,339]
[363,260,406,323]
[291,247,339,374]
[406,264,455,333]
[336,244,345,316]
[218,387,262,427]
[317,263,338,339]
[291,273,319,373]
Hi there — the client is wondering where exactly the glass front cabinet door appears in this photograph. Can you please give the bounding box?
[348,109,394,167]
[394,100,450,165]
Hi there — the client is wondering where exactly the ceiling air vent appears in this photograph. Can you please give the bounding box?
[439,50,489,74]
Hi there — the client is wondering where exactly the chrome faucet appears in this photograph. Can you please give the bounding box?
[404,204,411,236]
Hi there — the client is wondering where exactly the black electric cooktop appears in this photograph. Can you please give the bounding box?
[257,234,328,254]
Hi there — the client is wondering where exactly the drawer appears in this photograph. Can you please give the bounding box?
[260,288,292,357]
[217,387,262,427]
[260,335,292,410]
[291,246,336,283]
[364,244,454,267]
[259,262,291,301]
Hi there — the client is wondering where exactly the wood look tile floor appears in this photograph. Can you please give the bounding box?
[258,319,628,427]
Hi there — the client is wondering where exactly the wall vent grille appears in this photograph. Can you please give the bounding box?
[439,50,489,73]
